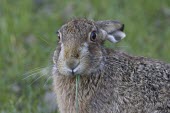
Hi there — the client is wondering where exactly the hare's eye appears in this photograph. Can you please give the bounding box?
[57,31,61,40]
[58,34,60,40]
[90,31,97,42]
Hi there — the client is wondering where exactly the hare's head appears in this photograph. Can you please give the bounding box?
[53,19,126,76]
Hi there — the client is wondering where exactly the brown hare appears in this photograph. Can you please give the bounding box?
[52,19,170,113]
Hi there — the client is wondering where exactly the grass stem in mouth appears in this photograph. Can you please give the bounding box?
[75,74,80,113]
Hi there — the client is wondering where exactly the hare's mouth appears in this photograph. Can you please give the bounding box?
[58,62,87,76]
[66,65,81,75]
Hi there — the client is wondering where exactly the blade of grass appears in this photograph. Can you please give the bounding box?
[75,74,80,113]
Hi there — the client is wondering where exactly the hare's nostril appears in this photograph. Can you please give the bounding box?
[75,54,79,58]
[71,54,79,58]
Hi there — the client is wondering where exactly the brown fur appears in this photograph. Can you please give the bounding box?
[53,19,170,113]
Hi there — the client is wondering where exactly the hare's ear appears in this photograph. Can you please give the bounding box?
[96,20,126,43]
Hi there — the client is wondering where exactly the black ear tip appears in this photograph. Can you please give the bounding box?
[120,24,124,31]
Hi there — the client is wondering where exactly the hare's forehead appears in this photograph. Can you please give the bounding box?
[60,21,96,35]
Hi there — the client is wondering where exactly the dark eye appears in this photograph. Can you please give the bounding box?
[90,31,97,42]
[57,32,60,40]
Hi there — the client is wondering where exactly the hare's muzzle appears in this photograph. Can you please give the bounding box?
[57,42,89,76]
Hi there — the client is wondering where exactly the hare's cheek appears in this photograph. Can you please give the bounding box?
[79,42,89,56]
[56,60,70,76]
[58,45,66,62]
[78,56,90,72]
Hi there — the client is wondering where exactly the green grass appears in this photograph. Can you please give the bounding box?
[0,0,170,112]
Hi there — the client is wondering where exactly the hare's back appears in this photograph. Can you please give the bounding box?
[89,53,170,113]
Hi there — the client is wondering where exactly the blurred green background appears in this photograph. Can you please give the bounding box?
[0,0,170,113]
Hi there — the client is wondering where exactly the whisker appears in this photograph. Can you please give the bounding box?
[22,65,53,80]
[22,71,42,80]
[43,76,52,87]
[39,34,56,47]
[22,67,45,76]
[39,36,51,45]
[29,73,46,86]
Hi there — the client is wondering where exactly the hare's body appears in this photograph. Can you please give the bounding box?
[53,19,170,113]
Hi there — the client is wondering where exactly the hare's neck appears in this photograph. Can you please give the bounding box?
[53,76,76,113]
[53,74,101,113]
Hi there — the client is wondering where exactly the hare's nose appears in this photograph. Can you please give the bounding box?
[66,59,79,70]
